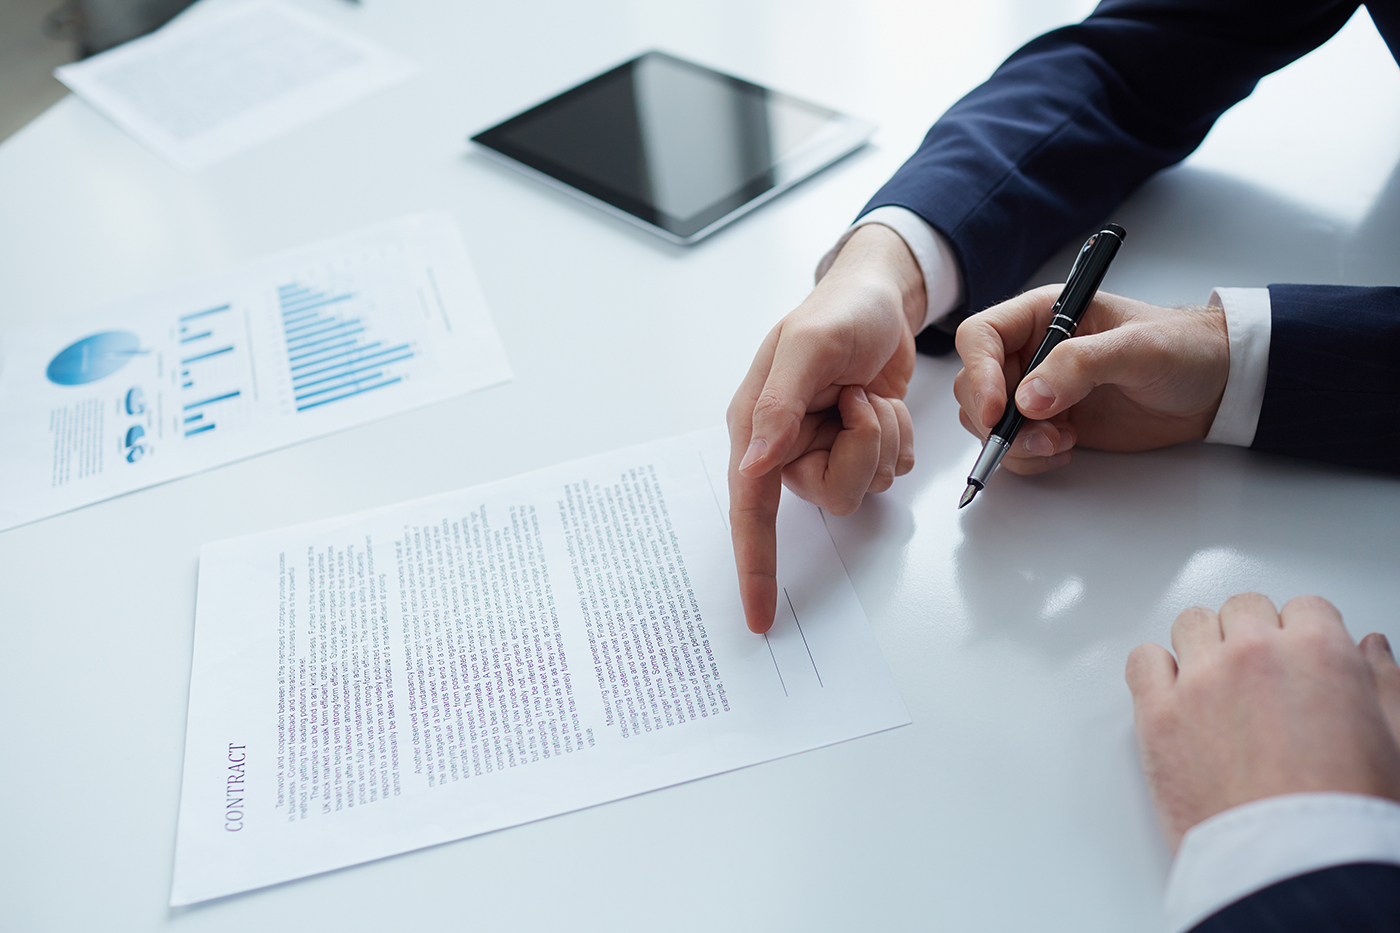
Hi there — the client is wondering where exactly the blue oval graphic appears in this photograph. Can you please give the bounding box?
[47,331,142,386]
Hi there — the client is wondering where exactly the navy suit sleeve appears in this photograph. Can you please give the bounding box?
[1251,285,1400,471]
[863,0,1361,352]
[1189,862,1400,932]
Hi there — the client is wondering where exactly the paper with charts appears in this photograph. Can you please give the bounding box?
[0,212,511,533]
[171,427,909,904]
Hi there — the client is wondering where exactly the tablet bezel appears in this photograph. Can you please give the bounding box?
[470,52,875,245]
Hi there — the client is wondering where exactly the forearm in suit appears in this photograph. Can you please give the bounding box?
[1189,862,1400,932]
[1254,285,1400,471]
[863,0,1360,327]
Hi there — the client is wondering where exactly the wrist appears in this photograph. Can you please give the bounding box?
[824,224,927,335]
[1202,288,1271,448]
[1199,304,1230,438]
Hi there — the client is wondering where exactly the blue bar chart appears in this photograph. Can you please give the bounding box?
[177,303,247,439]
[277,282,414,412]
[5,214,510,536]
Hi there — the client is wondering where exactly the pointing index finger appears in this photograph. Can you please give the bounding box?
[729,427,781,634]
[727,331,783,634]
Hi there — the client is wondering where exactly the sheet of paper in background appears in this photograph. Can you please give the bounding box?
[54,0,417,171]
[0,212,511,532]
[171,426,909,904]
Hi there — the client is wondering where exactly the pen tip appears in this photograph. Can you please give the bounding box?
[958,484,978,509]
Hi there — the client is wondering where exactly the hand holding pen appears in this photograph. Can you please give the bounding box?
[959,225,1125,505]
[953,225,1235,501]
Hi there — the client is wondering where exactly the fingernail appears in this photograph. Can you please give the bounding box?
[1023,433,1054,456]
[739,438,767,472]
[850,385,867,402]
[1379,633,1394,659]
[1056,427,1076,453]
[1017,377,1056,411]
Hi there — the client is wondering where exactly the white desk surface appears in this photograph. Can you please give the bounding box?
[2,1,1399,930]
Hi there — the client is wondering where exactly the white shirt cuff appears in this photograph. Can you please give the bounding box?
[814,206,964,334]
[1203,287,1271,447]
[1164,792,1400,933]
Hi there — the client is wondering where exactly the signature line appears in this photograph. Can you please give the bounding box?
[785,587,823,687]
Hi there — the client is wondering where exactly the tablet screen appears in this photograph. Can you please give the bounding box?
[473,52,855,241]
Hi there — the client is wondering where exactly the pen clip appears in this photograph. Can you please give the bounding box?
[1063,234,1096,284]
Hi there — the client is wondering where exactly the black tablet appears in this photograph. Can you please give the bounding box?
[471,52,875,244]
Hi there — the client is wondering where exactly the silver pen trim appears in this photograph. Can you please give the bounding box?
[967,434,1012,489]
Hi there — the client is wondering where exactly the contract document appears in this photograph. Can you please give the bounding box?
[0,213,510,532]
[172,427,909,904]
[54,0,416,171]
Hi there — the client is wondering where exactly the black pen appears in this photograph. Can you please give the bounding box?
[959,223,1126,508]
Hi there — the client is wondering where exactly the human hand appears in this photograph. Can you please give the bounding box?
[953,287,1230,475]
[1126,593,1400,853]
[728,224,923,633]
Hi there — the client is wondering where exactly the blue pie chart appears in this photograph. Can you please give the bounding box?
[47,331,143,386]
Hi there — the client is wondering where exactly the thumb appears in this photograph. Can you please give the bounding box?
[740,335,844,477]
[1014,327,1151,419]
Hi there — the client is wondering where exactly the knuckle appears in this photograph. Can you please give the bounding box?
[751,390,797,424]
[955,319,995,358]
[1170,606,1214,643]
[1223,591,1271,609]
[953,328,976,357]
[1125,647,1163,697]
[1283,593,1339,619]
[1173,605,1211,629]
[729,502,778,524]
[1053,340,1093,382]
[954,315,981,341]
[843,401,880,437]
[1221,632,1279,675]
